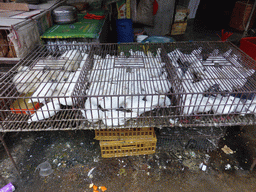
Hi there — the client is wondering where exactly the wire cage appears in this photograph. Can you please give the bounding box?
[164,41,256,127]
[74,43,178,129]
[1,41,256,132]
[0,44,92,131]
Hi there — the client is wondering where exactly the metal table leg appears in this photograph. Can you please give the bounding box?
[0,133,21,177]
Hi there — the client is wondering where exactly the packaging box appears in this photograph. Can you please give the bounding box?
[174,6,189,22]
[116,0,126,19]
[171,22,187,35]
[229,1,256,31]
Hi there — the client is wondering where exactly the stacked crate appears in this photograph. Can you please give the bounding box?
[171,6,190,35]
[95,128,157,158]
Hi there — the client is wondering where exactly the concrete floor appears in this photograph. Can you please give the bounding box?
[0,127,256,192]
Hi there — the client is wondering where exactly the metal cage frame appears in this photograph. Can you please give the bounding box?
[1,41,256,132]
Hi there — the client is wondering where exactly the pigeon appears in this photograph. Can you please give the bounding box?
[210,95,236,114]
[182,94,212,115]
[60,50,82,71]
[29,82,57,104]
[82,97,103,122]
[101,110,137,126]
[28,100,61,123]
[13,67,42,94]
[53,71,81,106]
[79,53,89,69]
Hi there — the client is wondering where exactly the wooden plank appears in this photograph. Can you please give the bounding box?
[0,18,25,26]
[0,2,30,11]
[0,10,24,17]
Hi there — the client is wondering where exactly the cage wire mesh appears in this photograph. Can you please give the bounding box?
[164,41,256,127]
[75,43,177,129]
[0,43,92,131]
[44,38,99,52]
[0,42,256,133]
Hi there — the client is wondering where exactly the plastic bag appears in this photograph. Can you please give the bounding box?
[8,22,40,58]
[131,0,154,26]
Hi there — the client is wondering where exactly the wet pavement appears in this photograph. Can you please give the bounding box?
[0,126,256,192]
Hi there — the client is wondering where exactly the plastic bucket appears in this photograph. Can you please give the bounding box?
[116,19,134,43]
[136,35,148,42]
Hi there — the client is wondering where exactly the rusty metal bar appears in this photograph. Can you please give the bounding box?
[0,133,21,177]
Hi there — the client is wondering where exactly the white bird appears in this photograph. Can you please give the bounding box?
[79,53,89,69]
[100,96,123,110]
[191,47,202,56]
[31,59,67,82]
[210,95,236,114]
[82,97,103,122]
[223,49,232,57]
[101,109,137,127]
[126,95,171,116]
[82,51,175,126]
[233,97,247,113]
[13,68,42,94]
[129,49,135,56]
[60,50,82,71]
[135,51,146,57]
[182,94,212,115]
[123,96,145,115]
[53,87,73,106]
[101,110,125,126]
[210,49,219,56]
[245,97,256,113]
[53,71,81,106]
[28,101,61,123]
[55,71,71,82]
[29,82,57,104]
[187,54,205,75]
[17,65,29,72]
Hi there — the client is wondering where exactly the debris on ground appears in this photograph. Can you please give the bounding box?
[221,145,235,155]
[35,161,53,177]
[199,163,207,171]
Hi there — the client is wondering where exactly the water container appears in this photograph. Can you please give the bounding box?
[136,35,148,42]
[116,19,134,43]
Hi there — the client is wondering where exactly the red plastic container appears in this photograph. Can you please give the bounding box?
[240,37,256,60]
